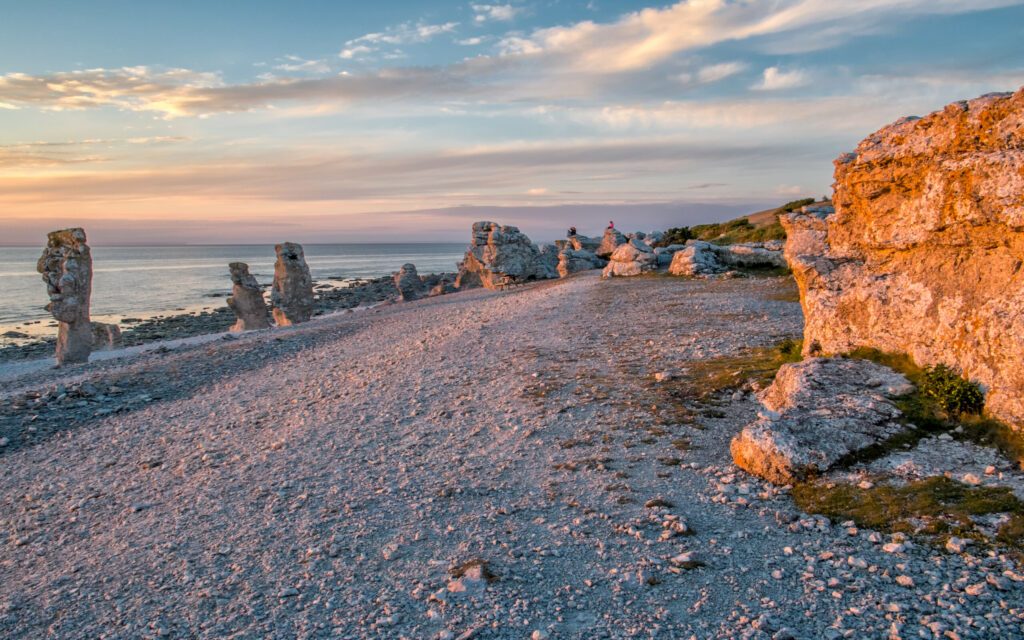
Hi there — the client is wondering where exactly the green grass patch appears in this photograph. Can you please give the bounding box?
[672,339,803,402]
[793,477,1024,551]
[845,348,1024,468]
[653,198,821,248]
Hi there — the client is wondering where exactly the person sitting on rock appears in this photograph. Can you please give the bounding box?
[607,220,615,230]
[568,226,577,237]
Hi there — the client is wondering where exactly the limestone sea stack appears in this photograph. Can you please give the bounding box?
[270,242,314,327]
[227,262,271,331]
[37,228,93,365]
[455,221,557,290]
[394,263,427,302]
[782,88,1024,429]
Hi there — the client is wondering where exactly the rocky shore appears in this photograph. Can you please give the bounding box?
[0,275,416,365]
[1,273,1022,639]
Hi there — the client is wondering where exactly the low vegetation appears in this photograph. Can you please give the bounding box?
[846,348,1024,467]
[793,477,1024,551]
[671,338,803,402]
[792,349,1024,554]
[655,198,820,248]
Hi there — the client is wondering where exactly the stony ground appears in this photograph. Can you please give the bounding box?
[0,273,1022,639]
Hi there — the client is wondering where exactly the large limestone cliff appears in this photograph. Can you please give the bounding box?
[783,88,1024,428]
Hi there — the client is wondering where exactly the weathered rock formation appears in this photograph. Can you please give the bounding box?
[596,228,627,259]
[37,228,93,365]
[668,241,786,277]
[91,322,123,350]
[227,262,271,331]
[270,242,314,326]
[731,358,914,484]
[394,263,428,302]
[782,89,1024,428]
[456,222,557,290]
[557,248,607,278]
[568,234,601,253]
[601,239,657,278]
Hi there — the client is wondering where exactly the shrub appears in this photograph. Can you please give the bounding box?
[779,197,816,213]
[654,227,694,247]
[921,364,985,417]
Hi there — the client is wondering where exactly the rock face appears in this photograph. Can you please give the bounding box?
[596,228,627,259]
[91,322,123,350]
[36,228,93,365]
[456,222,557,290]
[601,239,657,278]
[731,358,915,485]
[669,241,786,277]
[394,263,427,302]
[558,248,607,278]
[227,262,271,331]
[270,243,315,327]
[782,89,1024,428]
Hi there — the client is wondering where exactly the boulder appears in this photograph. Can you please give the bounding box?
[557,248,606,278]
[669,240,785,276]
[730,358,915,485]
[91,322,123,350]
[227,262,271,331]
[393,263,427,302]
[654,244,687,267]
[782,89,1024,429]
[270,242,314,326]
[37,228,92,365]
[568,234,601,253]
[601,239,657,278]
[456,221,556,290]
[596,228,627,259]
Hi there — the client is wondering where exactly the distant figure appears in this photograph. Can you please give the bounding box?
[608,220,615,230]
[568,226,577,237]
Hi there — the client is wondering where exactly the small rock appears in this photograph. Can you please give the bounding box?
[895,575,914,588]
[945,537,972,553]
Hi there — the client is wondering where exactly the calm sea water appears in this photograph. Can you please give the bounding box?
[0,244,465,335]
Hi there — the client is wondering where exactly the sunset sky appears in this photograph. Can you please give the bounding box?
[2,0,1023,244]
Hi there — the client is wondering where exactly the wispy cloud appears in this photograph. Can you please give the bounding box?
[752,66,809,91]
[339,21,459,59]
[472,4,522,24]
[274,55,331,74]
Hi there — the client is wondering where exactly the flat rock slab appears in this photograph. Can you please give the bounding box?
[731,357,914,484]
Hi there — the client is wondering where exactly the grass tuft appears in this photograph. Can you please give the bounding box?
[793,477,1024,551]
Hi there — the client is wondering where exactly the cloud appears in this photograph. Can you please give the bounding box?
[457,37,486,46]
[274,55,331,74]
[493,0,1024,72]
[753,66,809,91]
[340,21,459,60]
[472,4,522,23]
[697,61,746,84]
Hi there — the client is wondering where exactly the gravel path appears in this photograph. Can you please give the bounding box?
[0,273,1021,639]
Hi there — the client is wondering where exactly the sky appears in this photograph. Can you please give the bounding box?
[1,0,1023,244]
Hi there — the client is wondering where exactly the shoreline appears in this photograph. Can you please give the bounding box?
[0,274,449,365]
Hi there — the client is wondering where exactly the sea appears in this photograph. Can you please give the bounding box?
[0,244,466,340]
